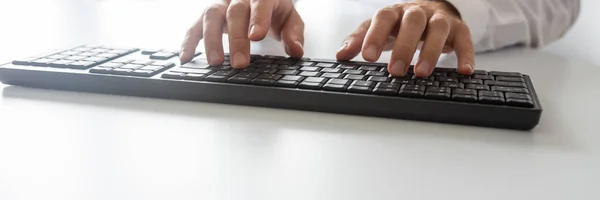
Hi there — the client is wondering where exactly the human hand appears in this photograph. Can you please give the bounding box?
[336,0,475,77]
[179,0,304,68]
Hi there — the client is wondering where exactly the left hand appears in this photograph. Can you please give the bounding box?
[335,0,475,77]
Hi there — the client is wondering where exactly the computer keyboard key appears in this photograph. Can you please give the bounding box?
[473,74,494,80]
[96,53,120,58]
[321,68,343,73]
[451,94,478,103]
[479,96,506,105]
[171,68,214,74]
[150,52,176,60]
[327,79,351,86]
[373,88,399,96]
[31,58,57,66]
[391,78,414,85]
[274,60,297,65]
[70,61,97,69]
[298,61,315,66]
[506,98,535,108]
[496,76,525,82]
[346,86,372,94]
[59,51,81,56]
[466,84,489,91]
[366,71,387,76]
[131,70,154,77]
[130,60,154,65]
[432,72,447,77]
[319,73,343,79]
[416,80,439,87]
[257,74,282,80]
[491,86,529,94]
[276,70,300,75]
[274,80,300,88]
[441,82,464,88]
[505,92,532,100]
[254,68,277,74]
[84,57,107,63]
[315,63,336,68]
[162,72,185,79]
[137,65,161,71]
[472,70,488,75]
[50,59,75,67]
[485,80,527,88]
[298,71,321,77]
[304,77,327,84]
[352,80,375,88]
[344,69,365,75]
[121,64,144,69]
[89,67,112,74]
[180,73,205,81]
[344,74,365,80]
[64,55,87,61]
[368,76,390,82]
[398,90,424,98]
[99,62,123,68]
[401,85,426,92]
[277,65,300,70]
[299,67,320,71]
[254,58,274,64]
[205,74,231,82]
[437,77,458,82]
[460,78,483,85]
[426,87,451,94]
[90,48,110,53]
[227,76,254,84]
[212,70,238,77]
[112,59,134,64]
[47,54,69,60]
[479,91,505,98]
[150,61,174,68]
[425,92,451,100]
[323,83,348,92]
[111,68,134,75]
[452,88,477,96]
[412,75,435,81]
[141,49,163,55]
[376,82,401,89]
[338,64,358,69]
[358,66,380,71]
[281,75,305,82]
[182,60,211,69]
[298,81,324,90]
[489,71,522,77]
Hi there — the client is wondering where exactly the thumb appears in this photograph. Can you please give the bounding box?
[280,9,305,59]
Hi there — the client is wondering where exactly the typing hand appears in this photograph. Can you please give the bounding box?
[336,0,475,77]
[179,0,304,68]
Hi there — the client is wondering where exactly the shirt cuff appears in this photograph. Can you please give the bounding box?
[444,0,490,45]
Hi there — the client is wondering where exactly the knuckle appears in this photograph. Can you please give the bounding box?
[226,1,250,18]
[429,14,450,29]
[375,7,399,21]
[403,7,427,25]
[204,4,226,18]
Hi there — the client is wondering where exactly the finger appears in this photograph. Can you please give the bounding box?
[388,6,428,77]
[203,4,227,66]
[249,0,274,41]
[180,13,204,63]
[226,0,252,68]
[280,9,305,58]
[453,23,475,75]
[415,13,450,77]
[361,6,401,62]
[335,20,371,61]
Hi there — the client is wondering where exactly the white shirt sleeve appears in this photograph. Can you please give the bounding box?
[445,0,581,53]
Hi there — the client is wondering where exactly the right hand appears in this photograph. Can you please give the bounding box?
[179,0,305,69]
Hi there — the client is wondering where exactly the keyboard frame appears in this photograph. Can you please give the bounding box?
[0,46,543,130]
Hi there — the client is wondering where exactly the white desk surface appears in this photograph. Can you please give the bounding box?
[1,0,599,200]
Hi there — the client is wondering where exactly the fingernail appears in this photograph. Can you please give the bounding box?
[233,52,247,68]
[392,60,406,75]
[249,25,258,36]
[295,41,303,48]
[365,45,377,60]
[467,63,474,72]
[417,60,431,75]
[208,50,220,65]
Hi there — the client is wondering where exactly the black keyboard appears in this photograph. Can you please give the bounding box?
[0,45,542,130]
